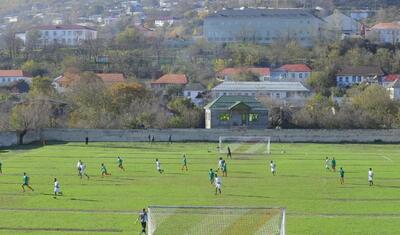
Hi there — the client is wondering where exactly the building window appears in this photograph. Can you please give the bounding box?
[218,113,230,121]
[249,113,259,122]
[291,73,295,79]
[276,93,280,98]
[299,73,303,78]
[338,77,342,82]
[345,77,349,82]
[187,91,191,96]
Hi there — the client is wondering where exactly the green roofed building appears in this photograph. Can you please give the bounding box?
[204,95,268,129]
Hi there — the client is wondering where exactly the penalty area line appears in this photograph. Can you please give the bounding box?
[0,207,135,214]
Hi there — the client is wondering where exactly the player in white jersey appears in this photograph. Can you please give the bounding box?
[54,178,62,196]
[218,157,225,172]
[156,159,164,174]
[215,174,222,195]
[76,160,82,176]
[80,162,90,180]
[325,157,330,171]
[368,168,374,186]
[270,160,276,176]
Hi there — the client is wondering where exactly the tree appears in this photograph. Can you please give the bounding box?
[10,98,53,144]
[114,28,143,50]
[30,76,56,97]
[21,60,48,77]
[167,98,202,128]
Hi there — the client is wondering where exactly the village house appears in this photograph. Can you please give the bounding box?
[211,81,310,100]
[324,10,361,37]
[203,8,324,47]
[386,79,400,100]
[204,95,268,129]
[183,83,206,106]
[53,73,125,92]
[151,74,188,89]
[216,67,270,81]
[270,64,312,81]
[22,24,98,47]
[336,66,385,87]
[370,22,400,44]
[0,70,32,87]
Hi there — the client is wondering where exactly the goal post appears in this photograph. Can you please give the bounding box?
[218,136,271,156]
[147,206,285,235]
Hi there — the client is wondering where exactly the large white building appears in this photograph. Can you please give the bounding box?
[203,8,324,47]
[211,81,310,100]
[27,24,97,47]
[370,22,400,44]
[0,70,31,86]
[324,10,360,36]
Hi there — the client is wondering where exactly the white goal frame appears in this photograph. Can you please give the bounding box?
[218,136,271,155]
[147,205,285,235]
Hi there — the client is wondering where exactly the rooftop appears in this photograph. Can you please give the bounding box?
[279,64,312,72]
[212,81,309,92]
[0,70,28,77]
[371,22,400,30]
[207,8,320,19]
[33,24,97,31]
[217,67,271,77]
[95,73,125,83]
[151,74,188,85]
[337,66,384,76]
[204,95,267,110]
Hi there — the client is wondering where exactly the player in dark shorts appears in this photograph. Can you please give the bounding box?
[117,156,125,171]
[339,167,345,184]
[227,146,232,159]
[331,158,336,172]
[138,208,148,234]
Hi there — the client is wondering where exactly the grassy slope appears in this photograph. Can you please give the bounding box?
[0,142,400,234]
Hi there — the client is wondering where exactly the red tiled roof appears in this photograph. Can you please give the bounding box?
[217,67,270,77]
[34,24,96,31]
[371,22,400,30]
[95,73,125,83]
[384,74,400,82]
[279,64,312,72]
[151,74,188,85]
[0,70,27,77]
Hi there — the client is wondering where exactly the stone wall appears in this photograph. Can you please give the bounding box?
[2,128,400,147]
[40,128,400,143]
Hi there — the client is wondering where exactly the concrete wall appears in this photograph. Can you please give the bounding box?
[3,128,400,146]
[40,128,400,143]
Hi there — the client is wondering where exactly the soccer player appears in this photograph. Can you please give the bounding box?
[368,168,374,186]
[101,163,111,177]
[151,136,155,143]
[117,156,125,171]
[222,161,227,177]
[138,208,148,235]
[181,154,188,171]
[22,172,34,192]
[215,174,222,195]
[325,157,330,171]
[227,146,232,159]
[208,169,215,184]
[156,159,164,174]
[80,162,90,180]
[270,160,276,176]
[331,158,336,172]
[218,157,225,172]
[85,137,89,145]
[54,178,62,196]
[77,160,82,176]
[148,134,151,142]
[168,135,172,144]
[339,167,345,184]
[0,160,2,174]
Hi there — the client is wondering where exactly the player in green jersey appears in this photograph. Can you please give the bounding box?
[339,167,345,184]
[22,172,34,192]
[181,154,188,171]
[222,162,227,177]
[117,157,125,171]
[208,169,215,184]
[101,163,111,177]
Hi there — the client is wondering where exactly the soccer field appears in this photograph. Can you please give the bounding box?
[1,142,400,235]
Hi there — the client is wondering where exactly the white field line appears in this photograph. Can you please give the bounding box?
[382,156,393,161]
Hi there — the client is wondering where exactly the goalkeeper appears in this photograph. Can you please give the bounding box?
[227,146,232,159]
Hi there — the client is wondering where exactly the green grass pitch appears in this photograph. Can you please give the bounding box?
[1,142,400,234]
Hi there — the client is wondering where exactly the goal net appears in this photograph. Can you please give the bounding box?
[219,136,271,156]
[147,206,285,235]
